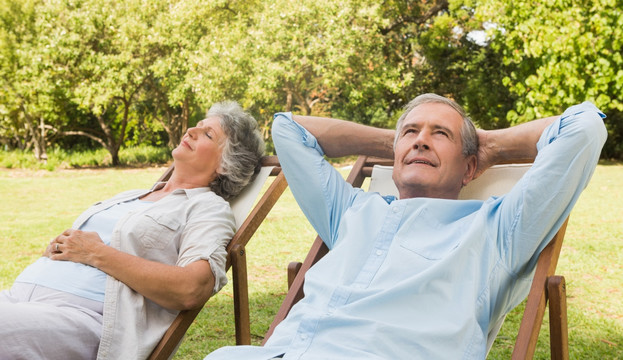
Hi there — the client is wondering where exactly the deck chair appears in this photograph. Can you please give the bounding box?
[148,155,287,360]
[265,155,569,360]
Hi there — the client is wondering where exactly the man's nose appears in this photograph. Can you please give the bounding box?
[413,131,430,150]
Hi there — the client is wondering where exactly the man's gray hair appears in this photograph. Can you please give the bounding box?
[207,101,265,200]
[394,93,478,157]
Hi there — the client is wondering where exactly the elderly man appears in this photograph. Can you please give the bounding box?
[206,94,606,359]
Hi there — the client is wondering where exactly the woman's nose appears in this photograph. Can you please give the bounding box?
[187,126,199,138]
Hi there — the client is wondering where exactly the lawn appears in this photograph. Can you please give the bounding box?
[0,162,621,359]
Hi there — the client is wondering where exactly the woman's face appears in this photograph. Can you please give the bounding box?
[172,116,226,183]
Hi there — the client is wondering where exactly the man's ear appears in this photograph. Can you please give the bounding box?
[462,155,477,186]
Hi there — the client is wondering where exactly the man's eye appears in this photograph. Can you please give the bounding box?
[205,132,212,139]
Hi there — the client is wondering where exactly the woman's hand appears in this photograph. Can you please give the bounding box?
[47,228,215,310]
[48,229,106,266]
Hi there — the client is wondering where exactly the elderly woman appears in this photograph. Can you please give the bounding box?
[0,101,265,359]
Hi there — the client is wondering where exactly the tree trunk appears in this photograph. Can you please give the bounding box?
[285,91,293,112]
[37,117,48,162]
[157,96,190,149]
[22,109,48,162]
[96,112,122,166]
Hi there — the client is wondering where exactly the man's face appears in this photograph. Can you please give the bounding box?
[392,102,476,200]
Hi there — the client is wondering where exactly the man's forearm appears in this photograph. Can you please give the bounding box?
[292,115,395,159]
[480,115,559,166]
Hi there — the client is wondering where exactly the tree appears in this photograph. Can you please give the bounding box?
[0,0,70,160]
[467,0,623,157]
[205,0,455,137]
[59,0,155,165]
[3,0,621,161]
[332,0,453,127]
[141,0,252,149]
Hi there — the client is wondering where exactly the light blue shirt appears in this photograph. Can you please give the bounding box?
[16,199,153,302]
[206,102,606,359]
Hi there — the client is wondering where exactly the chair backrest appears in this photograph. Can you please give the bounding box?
[230,165,274,229]
[149,156,287,360]
[264,155,568,359]
[368,163,531,200]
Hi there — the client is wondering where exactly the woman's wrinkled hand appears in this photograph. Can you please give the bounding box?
[48,229,105,266]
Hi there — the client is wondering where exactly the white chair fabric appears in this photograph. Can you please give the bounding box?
[229,166,274,230]
[368,164,531,201]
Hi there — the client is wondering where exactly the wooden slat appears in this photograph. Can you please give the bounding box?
[512,218,569,359]
[231,244,251,345]
[287,262,303,290]
[148,307,201,360]
[548,275,569,360]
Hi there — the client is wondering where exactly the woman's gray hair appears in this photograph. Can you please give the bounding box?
[206,101,265,200]
[394,93,478,157]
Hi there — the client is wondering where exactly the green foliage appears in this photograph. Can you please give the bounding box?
[0,146,171,170]
[1,0,622,158]
[467,0,623,156]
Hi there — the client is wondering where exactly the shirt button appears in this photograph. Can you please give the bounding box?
[375,250,383,256]
[392,206,399,213]
[300,334,308,340]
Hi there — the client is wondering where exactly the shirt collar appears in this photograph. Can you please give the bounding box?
[150,182,212,198]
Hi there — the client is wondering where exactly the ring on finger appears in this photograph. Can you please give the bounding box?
[55,243,59,252]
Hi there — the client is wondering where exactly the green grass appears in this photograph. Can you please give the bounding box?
[489,162,623,358]
[0,163,621,359]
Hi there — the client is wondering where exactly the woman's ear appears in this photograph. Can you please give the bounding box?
[216,164,225,176]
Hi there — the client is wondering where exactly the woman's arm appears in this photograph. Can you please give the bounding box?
[49,229,213,310]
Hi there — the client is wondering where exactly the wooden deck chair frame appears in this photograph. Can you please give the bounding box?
[264,155,569,359]
[148,156,287,360]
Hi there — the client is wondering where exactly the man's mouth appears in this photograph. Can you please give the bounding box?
[407,158,436,167]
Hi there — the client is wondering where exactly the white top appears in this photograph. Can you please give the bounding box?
[16,199,153,302]
[75,184,236,360]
